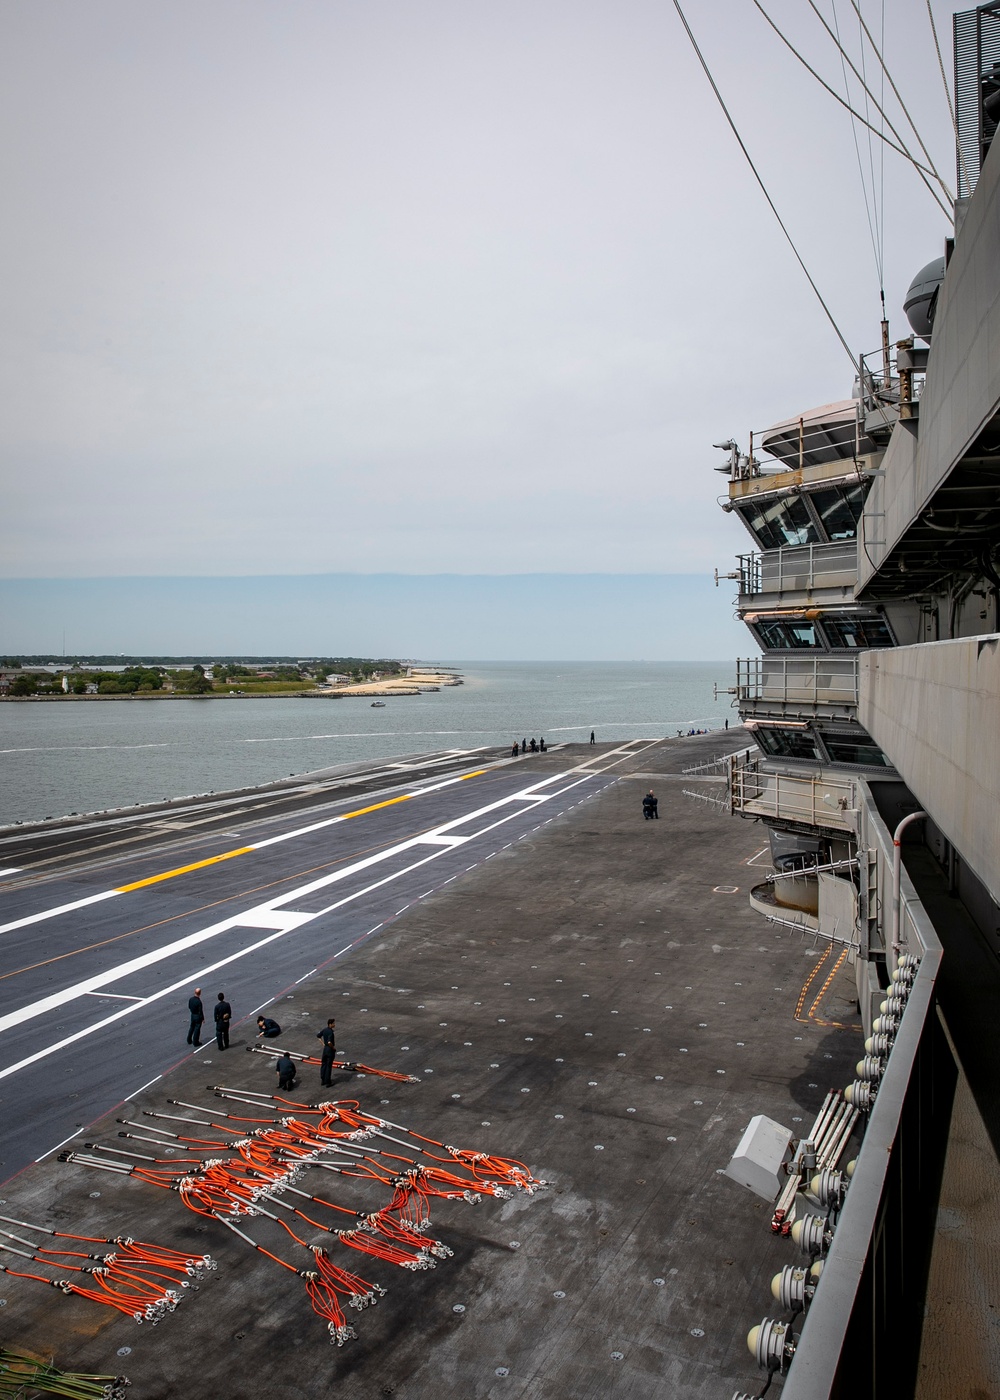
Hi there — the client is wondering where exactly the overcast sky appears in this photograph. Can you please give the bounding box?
[1,1,961,614]
[0,573,748,660]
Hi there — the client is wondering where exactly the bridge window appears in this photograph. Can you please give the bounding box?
[819,733,893,767]
[820,615,894,649]
[737,494,818,549]
[754,727,823,761]
[752,619,820,649]
[808,482,867,540]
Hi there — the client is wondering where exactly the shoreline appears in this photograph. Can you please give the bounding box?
[0,670,464,702]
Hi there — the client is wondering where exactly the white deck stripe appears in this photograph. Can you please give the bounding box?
[0,888,121,935]
[0,743,649,1053]
[0,767,491,935]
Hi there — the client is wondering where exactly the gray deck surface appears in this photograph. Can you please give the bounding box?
[0,735,863,1398]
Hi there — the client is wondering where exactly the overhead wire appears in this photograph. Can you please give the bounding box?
[926,0,974,196]
[845,0,955,204]
[856,0,886,304]
[760,0,953,221]
[749,0,937,176]
[831,0,885,303]
[873,0,879,289]
[670,0,859,370]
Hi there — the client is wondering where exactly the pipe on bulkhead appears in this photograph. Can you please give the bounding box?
[891,811,927,961]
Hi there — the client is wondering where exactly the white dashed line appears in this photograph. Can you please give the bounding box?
[35,1127,86,1163]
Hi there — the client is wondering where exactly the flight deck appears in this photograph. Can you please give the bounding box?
[0,735,863,1399]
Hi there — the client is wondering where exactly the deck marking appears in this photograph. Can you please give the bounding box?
[117,847,255,891]
[130,1074,163,1097]
[3,753,633,941]
[0,888,121,936]
[0,924,312,1081]
[35,1127,86,1163]
[0,771,488,936]
[0,747,649,1058]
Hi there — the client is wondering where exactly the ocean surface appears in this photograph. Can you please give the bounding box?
[0,660,736,826]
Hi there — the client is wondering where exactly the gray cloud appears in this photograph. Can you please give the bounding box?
[2,1,958,577]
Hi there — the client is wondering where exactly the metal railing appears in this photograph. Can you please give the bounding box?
[718,410,866,480]
[859,342,926,439]
[776,786,952,1400]
[730,751,858,830]
[738,543,859,597]
[736,656,860,708]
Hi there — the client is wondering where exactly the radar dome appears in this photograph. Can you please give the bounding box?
[903,256,945,340]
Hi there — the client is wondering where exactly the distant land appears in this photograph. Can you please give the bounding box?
[1,654,414,668]
[0,657,458,701]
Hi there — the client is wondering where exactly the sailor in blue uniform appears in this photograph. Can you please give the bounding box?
[214,992,232,1049]
[317,1018,337,1087]
[186,988,204,1046]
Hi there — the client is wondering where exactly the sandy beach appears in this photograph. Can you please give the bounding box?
[322,669,462,697]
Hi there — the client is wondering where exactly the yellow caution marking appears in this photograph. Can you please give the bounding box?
[113,768,490,894]
[117,847,254,892]
[339,795,413,821]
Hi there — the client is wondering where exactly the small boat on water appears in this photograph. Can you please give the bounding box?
[370,700,386,708]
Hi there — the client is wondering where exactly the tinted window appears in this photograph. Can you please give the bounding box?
[754,619,820,649]
[809,482,867,540]
[754,727,822,761]
[820,733,893,767]
[821,615,894,649]
[738,494,819,549]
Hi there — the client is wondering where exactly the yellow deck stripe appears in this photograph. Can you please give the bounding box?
[339,795,413,820]
[113,769,490,894]
[117,847,254,892]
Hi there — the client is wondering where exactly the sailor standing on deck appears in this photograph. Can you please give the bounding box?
[186,987,204,1046]
[317,1018,337,1087]
[214,992,232,1050]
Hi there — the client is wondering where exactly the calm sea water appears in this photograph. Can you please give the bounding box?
[0,660,735,825]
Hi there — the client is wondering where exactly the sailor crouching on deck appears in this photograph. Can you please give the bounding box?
[275,1052,297,1091]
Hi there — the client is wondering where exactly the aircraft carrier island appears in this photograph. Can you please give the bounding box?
[0,736,865,1398]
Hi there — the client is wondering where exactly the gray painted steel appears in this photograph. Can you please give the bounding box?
[860,634,1000,905]
[857,133,1000,594]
